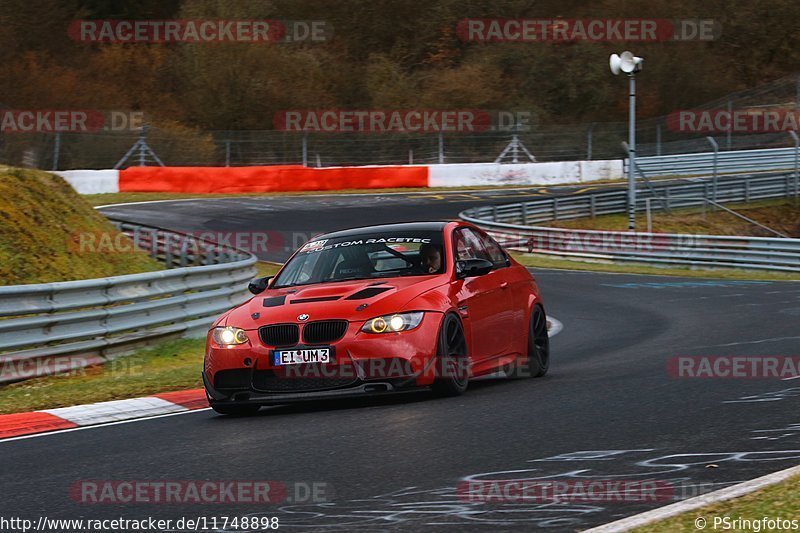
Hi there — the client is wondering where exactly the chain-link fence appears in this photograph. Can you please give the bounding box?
[2,76,799,170]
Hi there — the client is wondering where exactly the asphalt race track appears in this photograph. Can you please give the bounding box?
[1,185,799,531]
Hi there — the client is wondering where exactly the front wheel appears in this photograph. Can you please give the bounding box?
[509,305,549,378]
[210,403,261,416]
[431,313,469,396]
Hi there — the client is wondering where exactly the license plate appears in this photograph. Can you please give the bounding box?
[273,347,331,366]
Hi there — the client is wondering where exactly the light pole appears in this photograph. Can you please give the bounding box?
[610,51,644,231]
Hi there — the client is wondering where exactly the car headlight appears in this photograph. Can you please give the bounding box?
[212,326,249,346]
[361,312,424,334]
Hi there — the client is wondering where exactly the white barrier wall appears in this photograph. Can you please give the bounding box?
[55,160,623,194]
[427,160,623,187]
[55,170,119,194]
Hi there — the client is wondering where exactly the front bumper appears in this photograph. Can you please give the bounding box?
[203,313,442,405]
[203,371,421,405]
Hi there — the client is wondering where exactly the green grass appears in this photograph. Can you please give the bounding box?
[0,262,280,414]
[0,167,162,284]
[255,261,282,278]
[632,473,800,532]
[0,338,206,414]
[550,198,800,238]
[512,252,800,281]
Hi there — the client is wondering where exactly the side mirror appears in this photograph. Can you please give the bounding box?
[455,258,493,279]
[248,276,273,295]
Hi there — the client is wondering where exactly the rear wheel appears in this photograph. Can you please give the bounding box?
[210,403,261,416]
[509,305,549,378]
[432,314,469,396]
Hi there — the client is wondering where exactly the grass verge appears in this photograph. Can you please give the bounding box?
[632,473,800,532]
[0,338,205,414]
[255,261,282,277]
[550,198,800,238]
[511,252,800,281]
[0,167,161,284]
[0,262,280,414]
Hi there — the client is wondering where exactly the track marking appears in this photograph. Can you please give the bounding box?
[94,186,558,210]
[0,317,564,443]
[0,408,211,444]
[584,463,800,532]
[547,316,564,337]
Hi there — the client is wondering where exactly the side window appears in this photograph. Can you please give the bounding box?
[476,231,509,267]
[453,228,491,262]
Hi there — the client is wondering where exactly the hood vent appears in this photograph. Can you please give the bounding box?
[290,296,341,304]
[263,295,286,307]
[345,287,392,300]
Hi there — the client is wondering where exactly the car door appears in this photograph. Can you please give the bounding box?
[452,228,511,362]
[473,229,527,341]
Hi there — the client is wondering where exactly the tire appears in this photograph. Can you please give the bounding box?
[509,305,550,379]
[210,403,261,416]
[431,313,469,397]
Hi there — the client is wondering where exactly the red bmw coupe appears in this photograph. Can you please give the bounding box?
[203,221,549,415]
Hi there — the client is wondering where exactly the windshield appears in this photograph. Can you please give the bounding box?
[273,231,446,287]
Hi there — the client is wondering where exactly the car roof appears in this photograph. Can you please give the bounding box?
[315,221,451,240]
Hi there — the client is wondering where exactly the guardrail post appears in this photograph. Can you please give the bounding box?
[590,195,596,218]
[521,203,528,224]
[52,132,61,171]
[150,229,159,260]
[656,122,662,156]
[587,123,594,160]
[726,99,733,150]
[790,130,799,202]
[663,188,671,211]
[164,232,174,268]
[706,136,719,207]
[745,179,751,203]
[438,131,445,164]
[179,238,189,268]
[553,198,559,220]
[224,140,231,167]
[302,132,308,167]
[131,225,141,251]
[491,205,498,221]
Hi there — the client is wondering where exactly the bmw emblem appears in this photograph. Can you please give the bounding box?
[298,313,309,321]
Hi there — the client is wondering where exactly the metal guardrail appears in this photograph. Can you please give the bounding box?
[630,145,800,177]
[461,171,800,273]
[0,219,258,384]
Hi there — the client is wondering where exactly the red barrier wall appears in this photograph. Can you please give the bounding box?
[119,165,429,193]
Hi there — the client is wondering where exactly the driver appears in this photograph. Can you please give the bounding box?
[419,244,442,274]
